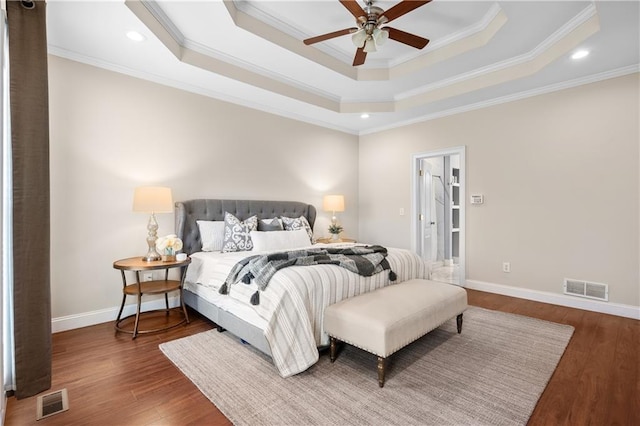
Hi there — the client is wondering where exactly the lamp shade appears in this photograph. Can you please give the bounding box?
[323,195,345,212]
[133,186,173,213]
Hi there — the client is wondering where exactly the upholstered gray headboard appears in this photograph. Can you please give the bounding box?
[175,199,317,255]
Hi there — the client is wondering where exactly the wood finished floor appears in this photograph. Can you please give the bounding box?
[5,289,639,426]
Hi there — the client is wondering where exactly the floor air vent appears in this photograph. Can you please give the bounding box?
[36,388,69,420]
[564,278,608,301]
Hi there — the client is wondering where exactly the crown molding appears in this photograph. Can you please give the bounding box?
[183,38,342,104]
[232,0,355,66]
[128,1,600,115]
[223,0,358,79]
[397,3,599,101]
[140,0,184,45]
[47,47,359,136]
[386,2,504,69]
[359,65,639,136]
[225,0,506,81]
[51,0,627,136]
[48,45,637,137]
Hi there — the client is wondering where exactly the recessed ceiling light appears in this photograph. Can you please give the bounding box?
[126,31,146,42]
[571,49,589,60]
[360,113,370,119]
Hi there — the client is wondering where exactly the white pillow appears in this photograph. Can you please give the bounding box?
[196,220,225,252]
[250,229,311,252]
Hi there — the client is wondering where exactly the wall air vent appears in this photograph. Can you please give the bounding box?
[563,278,608,302]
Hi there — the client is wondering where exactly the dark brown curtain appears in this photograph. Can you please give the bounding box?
[7,0,51,398]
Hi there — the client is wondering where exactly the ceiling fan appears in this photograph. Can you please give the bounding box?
[303,0,432,66]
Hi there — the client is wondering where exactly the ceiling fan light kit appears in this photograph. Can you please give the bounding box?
[363,38,376,53]
[354,27,389,53]
[304,0,431,66]
[351,28,368,48]
[373,27,389,45]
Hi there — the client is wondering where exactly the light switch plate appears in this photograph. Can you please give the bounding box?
[470,194,484,204]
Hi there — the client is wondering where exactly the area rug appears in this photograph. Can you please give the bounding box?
[159,307,573,425]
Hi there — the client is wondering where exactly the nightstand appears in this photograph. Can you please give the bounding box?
[113,256,191,339]
[315,237,357,244]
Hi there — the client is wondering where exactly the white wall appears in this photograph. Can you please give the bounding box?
[359,73,639,308]
[48,55,359,322]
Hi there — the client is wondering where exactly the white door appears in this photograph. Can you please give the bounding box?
[418,161,437,263]
[412,146,466,286]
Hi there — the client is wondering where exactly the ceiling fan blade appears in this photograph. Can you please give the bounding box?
[381,0,431,23]
[339,0,366,20]
[386,27,429,49]
[353,47,367,66]
[304,28,358,45]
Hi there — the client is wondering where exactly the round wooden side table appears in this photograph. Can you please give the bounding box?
[113,256,191,339]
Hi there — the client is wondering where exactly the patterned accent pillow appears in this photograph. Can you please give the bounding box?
[222,212,258,252]
[281,215,313,243]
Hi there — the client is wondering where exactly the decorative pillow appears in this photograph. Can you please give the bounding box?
[222,212,258,252]
[196,220,225,252]
[258,217,284,231]
[250,229,311,252]
[281,215,313,243]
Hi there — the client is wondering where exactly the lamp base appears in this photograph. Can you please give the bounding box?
[142,251,161,262]
[143,212,161,262]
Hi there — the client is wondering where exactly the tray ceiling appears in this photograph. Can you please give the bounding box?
[47,1,640,134]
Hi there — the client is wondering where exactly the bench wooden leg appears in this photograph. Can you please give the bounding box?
[329,336,337,363]
[377,357,386,388]
[456,313,463,334]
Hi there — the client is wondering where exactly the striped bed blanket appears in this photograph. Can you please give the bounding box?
[219,245,397,305]
[185,245,428,377]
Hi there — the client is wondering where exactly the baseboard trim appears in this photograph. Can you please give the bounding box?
[1,392,6,426]
[465,279,640,320]
[51,297,181,333]
[52,280,639,333]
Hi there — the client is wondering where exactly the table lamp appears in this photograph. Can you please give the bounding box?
[323,195,345,226]
[133,186,173,261]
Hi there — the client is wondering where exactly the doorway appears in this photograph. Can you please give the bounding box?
[411,146,465,286]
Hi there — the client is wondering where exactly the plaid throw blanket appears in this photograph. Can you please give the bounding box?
[219,245,397,305]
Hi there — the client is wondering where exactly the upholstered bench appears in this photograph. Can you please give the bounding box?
[324,279,467,387]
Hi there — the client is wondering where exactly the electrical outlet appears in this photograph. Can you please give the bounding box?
[143,272,153,282]
[399,208,405,216]
[502,262,511,273]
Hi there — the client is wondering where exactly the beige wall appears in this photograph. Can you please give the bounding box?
[48,54,639,321]
[359,73,640,307]
[48,55,359,318]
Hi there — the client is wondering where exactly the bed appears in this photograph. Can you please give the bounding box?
[176,199,428,377]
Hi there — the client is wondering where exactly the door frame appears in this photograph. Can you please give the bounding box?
[411,146,466,285]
